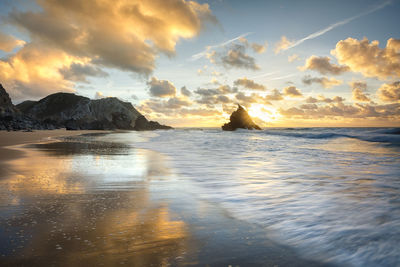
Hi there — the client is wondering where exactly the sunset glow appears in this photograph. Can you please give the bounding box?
[0,0,399,127]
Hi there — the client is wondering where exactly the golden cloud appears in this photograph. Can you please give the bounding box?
[251,42,267,54]
[235,92,270,107]
[2,0,215,100]
[283,86,303,97]
[280,102,400,120]
[299,55,349,75]
[10,0,215,74]
[349,81,370,102]
[0,31,25,52]
[288,54,300,62]
[233,77,266,91]
[331,37,400,79]
[274,36,294,54]
[0,43,77,99]
[378,81,400,102]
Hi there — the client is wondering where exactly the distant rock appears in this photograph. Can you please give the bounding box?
[0,84,171,131]
[222,104,261,131]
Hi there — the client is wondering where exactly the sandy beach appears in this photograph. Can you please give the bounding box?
[0,130,329,266]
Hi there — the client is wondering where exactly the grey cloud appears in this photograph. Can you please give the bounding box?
[207,43,259,70]
[181,86,192,97]
[148,77,176,97]
[305,95,345,104]
[300,56,349,75]
[283,86,303,97]
[234,77,266,91]
[265,89,284,101]
[302,75,342,89]
[59,63,108,82]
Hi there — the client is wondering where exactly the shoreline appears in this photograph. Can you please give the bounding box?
[0,130,332,266]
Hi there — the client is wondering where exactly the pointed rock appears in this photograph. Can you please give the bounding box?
[222,104,261,131]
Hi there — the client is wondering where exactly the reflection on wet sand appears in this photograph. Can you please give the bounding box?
[0,138,188,266]
[0,134,329,266]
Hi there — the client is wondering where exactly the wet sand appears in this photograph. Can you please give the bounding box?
[0,132,332,266]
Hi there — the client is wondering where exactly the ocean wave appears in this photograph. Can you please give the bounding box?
[261,128,400,146]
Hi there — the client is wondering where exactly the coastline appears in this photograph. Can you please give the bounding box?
[0,130,332,266]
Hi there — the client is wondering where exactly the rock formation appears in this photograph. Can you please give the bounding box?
[0,84,49,131]
[0,84,171,131]
[222,104,261,131]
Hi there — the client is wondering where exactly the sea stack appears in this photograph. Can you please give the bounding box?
[222,104,261,131]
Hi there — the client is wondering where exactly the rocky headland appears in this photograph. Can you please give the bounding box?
[0,84,171,131]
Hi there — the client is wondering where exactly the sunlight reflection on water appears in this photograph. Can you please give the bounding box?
[0,137,190,266]
[103,128,400,266]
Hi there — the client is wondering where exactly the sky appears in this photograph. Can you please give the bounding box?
[0,0,399,127]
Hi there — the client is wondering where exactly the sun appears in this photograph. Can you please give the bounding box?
[247,104,280,123]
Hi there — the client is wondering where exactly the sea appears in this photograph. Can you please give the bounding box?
[97,127,400,266]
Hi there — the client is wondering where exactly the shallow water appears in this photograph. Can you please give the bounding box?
[98,128,400,267]
[0,131,329,266]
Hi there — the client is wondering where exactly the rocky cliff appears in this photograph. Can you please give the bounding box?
[222,104,261,131]
[1,84,50,130]
[1,84,171,131]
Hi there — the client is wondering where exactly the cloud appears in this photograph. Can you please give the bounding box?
[349,81,371,102]
[302,75,342,88]
[179,108,221,117]
[1,0,216,100]
[148,77,176,98]
[305,95,345,104]
[279,1,391,51]
[140,97,220,118]
[288,54,300,62]
[233,77,266,91]
[194,84,234,97]
[191,32,252,61]
[331,37,400,79]
[252,42,267,54]
[300,56,349,75]
[239,38,267,54]
[194,84,235,107]
[0,43,76,100]
[59,63,108,82]
[280,102,400,120]
[207,43,260,70]
[265,89,284,101]
[180,86,192,97]
[9,0,216,76]
[235,92,269,107]
[0,31,25,52]
[378,81,400,102]
[274,36,294,54]
[283,86,303,97]
[95,91,104,99]
[139,96,192,114]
